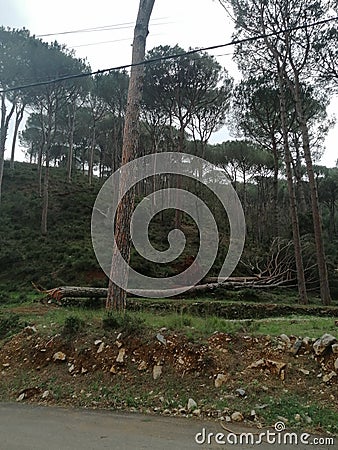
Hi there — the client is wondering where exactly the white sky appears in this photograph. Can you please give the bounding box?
[1,0,337,166]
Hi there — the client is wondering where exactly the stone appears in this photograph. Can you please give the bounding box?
[153,365,162,380]
[16,393,25,402]
[94,339,102,345]
[291,339,303,355]
[42,390,49,399]
[332,344,338,354]
[68,364,75,373]
[214,373,227,388]
[235,388,246,397]
[156,333,167,345]
[231,411,244,422]
[322,371,337,383]
[138,361,147,371]
[24,325,37,334]
[313,334,337,356]
[53,351,66,361]
[97,342,105,354]
[335,358,338,371]
[187,398,197,411]
[294,413,301,422]
[298,368,310,375]
[2,363,10,368]
[192,409,201,416]
[81,367,88,374]
[116,348,126,363]
[280,334,291,346]
[110,365,117,374]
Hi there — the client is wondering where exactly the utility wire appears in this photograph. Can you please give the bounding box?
[1,15,338,94]
[36,17,169,37]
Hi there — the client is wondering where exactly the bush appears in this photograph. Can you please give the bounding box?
[102,312,145,335]
[62,315,85,338]
[0,313,22,338]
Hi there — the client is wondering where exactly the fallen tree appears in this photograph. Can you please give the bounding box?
[35,277,289,304]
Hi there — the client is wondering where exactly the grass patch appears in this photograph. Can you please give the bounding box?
[258,395,338,433]
[102,311,145,335]
[0,313,23,339]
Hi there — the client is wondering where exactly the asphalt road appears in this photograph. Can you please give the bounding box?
[0,403,336,450]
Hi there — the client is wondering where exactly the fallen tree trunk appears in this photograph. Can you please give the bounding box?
[36,279,287,303]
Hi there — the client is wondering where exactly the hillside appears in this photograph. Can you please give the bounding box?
[0,161,206,292]
[0,162,103,290]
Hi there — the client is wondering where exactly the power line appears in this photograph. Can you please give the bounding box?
[36,17,170,37]
[1,15,338,95]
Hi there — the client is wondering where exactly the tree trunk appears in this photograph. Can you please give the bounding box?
[88,124,96,186]
[10,103,25,170]
[278,75,308,305]
[0,94,15,204]
[106,0,156,311]
[67,105,76,184]
[291,72,332,305]
[271,136,279,238]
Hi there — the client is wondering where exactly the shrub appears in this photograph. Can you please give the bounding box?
[102,312,145,335]
[62,315,85,338]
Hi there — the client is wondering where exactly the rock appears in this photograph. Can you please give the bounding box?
[279,334,291,347]
[53,351,66,361]
[225,415,231,422]
[214,373,227,388]
[192,409,201,416]
[305,416,312,424]
[81,367,88,374]
[294,413,301,422]
[109,365,117,374]
[94,339,102,345]
[42,390,49,399]
[156,333,167,345]
[249,409,257,420]
[248,359,265,369]
[24,325,37,334]
[313,334,337,356]
[116,348,126,363]
[291,339,303,355]
[335,358,338,371]
[153,365,162,380]
[231,411,244,422]
[322,371,337,383]
[138,361,147,371]
[298,368,310,375]
[68,364,75,373]
[235,388,246,397]
[332,344,338,354]
[2,363,10,368]
[97,342,105,354]
[187,398,197,411]
[115,341,123,348]
[16,393,25,402]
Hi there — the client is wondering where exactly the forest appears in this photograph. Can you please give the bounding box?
[0,0,338,307]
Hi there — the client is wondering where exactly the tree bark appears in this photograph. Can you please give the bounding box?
[277,74,308,305]
[291,71,332,305]
[10,103,25,170]
[0,94,15,204]
[106,0,156,311]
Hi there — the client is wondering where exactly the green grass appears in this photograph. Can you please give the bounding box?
[2,301,336,340]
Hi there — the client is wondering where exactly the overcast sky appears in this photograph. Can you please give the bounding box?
[1,0,337,166]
